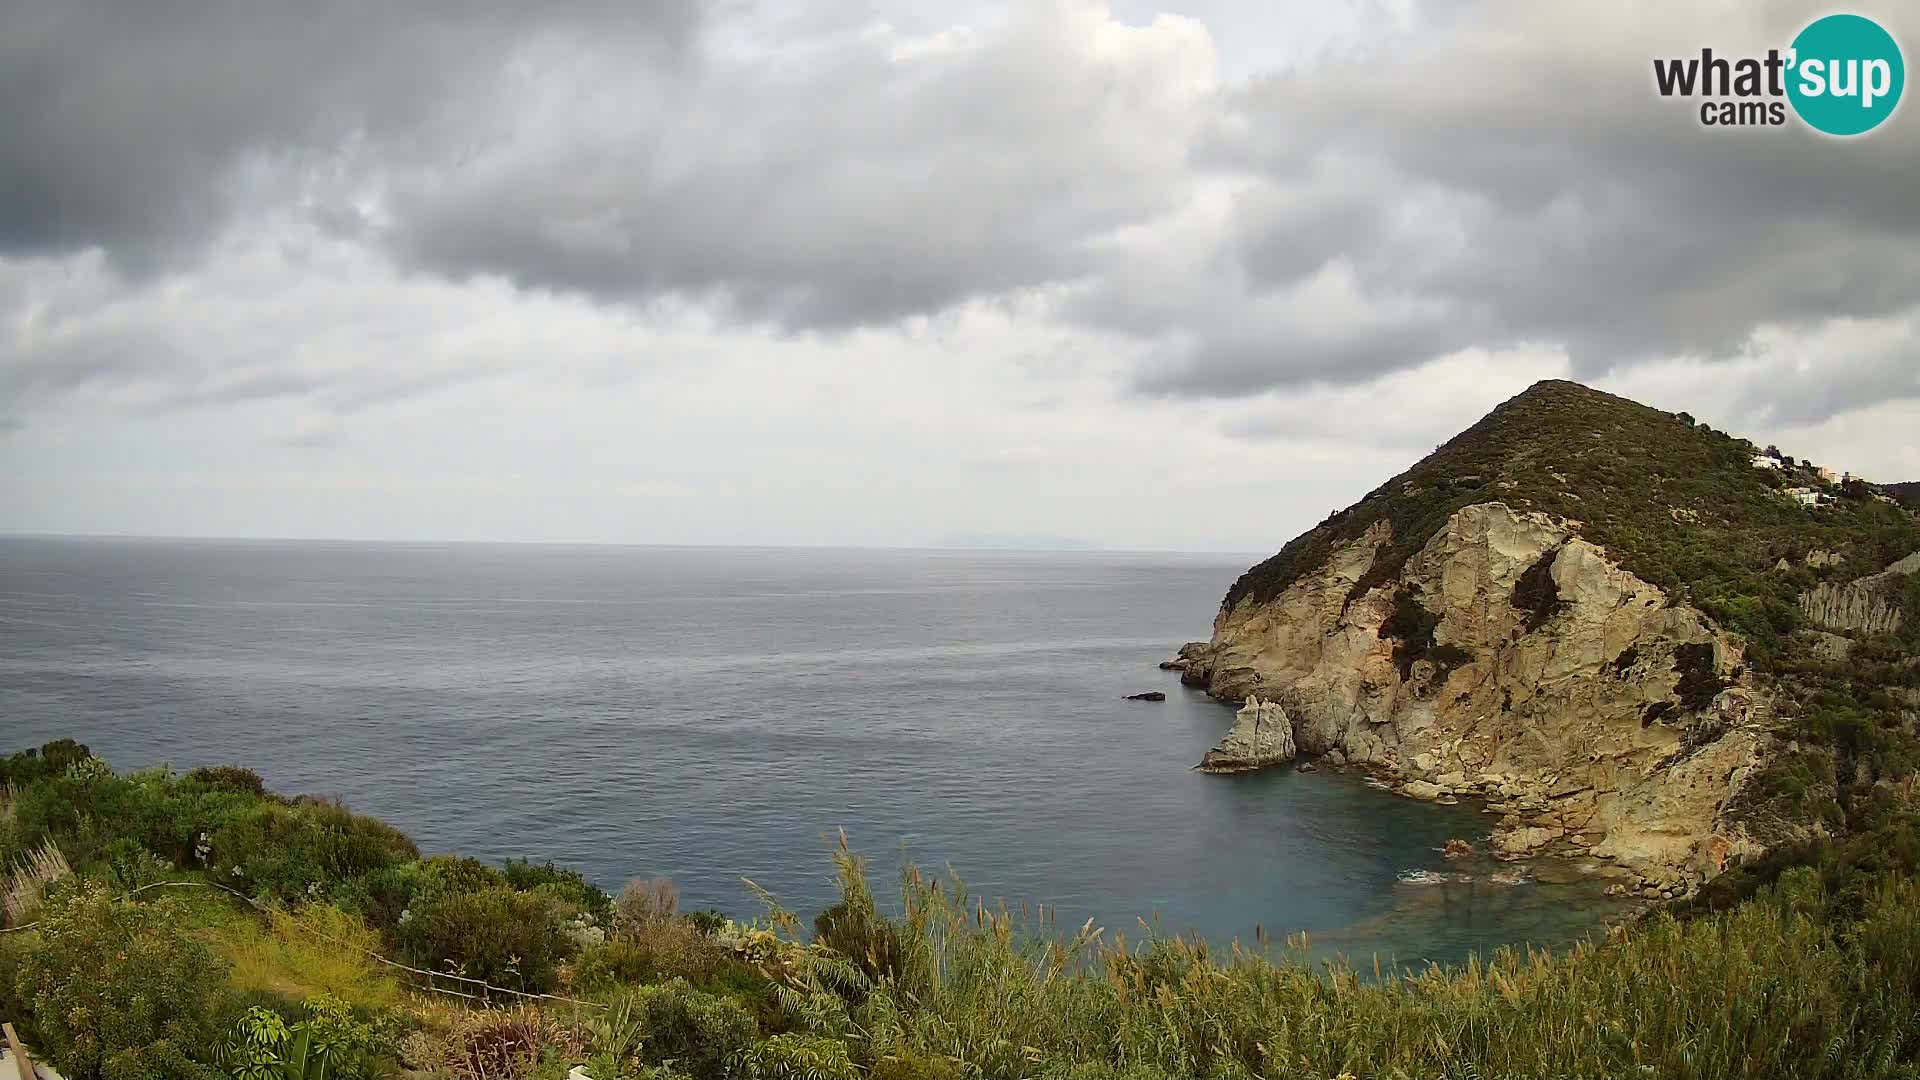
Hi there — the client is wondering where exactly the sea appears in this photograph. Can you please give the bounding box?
[0,536,1626,969]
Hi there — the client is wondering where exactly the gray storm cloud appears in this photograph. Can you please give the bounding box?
[1,0,1917,435]
[0,0,702,264]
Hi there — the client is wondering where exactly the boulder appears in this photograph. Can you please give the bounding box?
[1325,748,1347,767]
[1401,780,1445,801]
[1124,691,1167,701]
[1443,838,1473,858]
[1491,826,1557,855]
[1197,696,1297,773]
[1163,641,1211,672]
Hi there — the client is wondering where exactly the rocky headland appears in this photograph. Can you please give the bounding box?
[1171,381,1920,900]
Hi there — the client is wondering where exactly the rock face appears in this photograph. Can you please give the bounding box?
[1196,697,1296,773]
[1183,502,1783,889]
[1798,552,1917,636]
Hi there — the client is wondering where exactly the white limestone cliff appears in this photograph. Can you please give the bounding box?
[1182,502,1788,891]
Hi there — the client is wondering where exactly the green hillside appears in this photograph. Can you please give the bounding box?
[1227,381,1918,620]
[1225,379,1920,838]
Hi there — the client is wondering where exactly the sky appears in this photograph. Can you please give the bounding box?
[2,0,1917,551]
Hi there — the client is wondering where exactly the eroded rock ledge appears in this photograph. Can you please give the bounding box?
[1175,502,1794,894]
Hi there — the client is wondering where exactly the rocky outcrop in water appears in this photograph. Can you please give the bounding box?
[1196,696,1295,773]
[1178,502,1780,890]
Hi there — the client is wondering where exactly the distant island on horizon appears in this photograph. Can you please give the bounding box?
[930,532,1103,552]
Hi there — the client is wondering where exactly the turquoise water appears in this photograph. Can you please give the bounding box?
[0,537,1626,967]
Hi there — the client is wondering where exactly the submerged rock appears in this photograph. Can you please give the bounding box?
[1123,691,1167,701]
[1197,696,1296,773]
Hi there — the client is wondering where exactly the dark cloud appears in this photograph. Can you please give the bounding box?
[1108,1,1920,417]
[379,3,1212,329]
[0,0,702,265]
[3,0,1917,436]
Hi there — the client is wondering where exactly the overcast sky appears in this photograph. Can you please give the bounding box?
[2,0,1916,551]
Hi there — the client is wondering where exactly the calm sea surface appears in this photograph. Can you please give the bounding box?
[0,536,1623,968]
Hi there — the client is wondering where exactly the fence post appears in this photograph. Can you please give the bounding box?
[2,1022,32,1080]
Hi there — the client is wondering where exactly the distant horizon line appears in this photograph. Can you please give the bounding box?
[0,529,1270,559]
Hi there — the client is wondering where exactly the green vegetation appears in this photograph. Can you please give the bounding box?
[1224,381,1918,618]
[10,880,230,1080]
[5,738,1920,1078]
[1509,548,1566,631]
[1376,592,1473,681]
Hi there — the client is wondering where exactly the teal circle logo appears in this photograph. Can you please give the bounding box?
[1787,14,1904,135]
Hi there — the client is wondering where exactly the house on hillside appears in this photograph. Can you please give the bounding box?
[1815,465,1837,482]
[1785,487,1828,508]
[1750,454,1781,470]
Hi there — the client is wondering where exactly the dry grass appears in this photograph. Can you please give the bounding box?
[398,1005,588,1080]
[215,902,407,1011]
[3,838,70,925]
[616,876,679,931]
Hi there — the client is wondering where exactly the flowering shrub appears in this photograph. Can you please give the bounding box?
[10,882,231,1080]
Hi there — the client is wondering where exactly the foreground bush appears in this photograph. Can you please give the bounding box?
[6,738,1920,1078]
[393,884,577,993]
[219,995,393,1080]
[10,882,232,1080]
[627,979,759,1080]
[743,1034,858,1080]
[737,844,1920,1080]
[399,1004,586,1079]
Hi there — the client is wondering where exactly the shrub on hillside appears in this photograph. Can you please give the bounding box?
[617,876,680,931]
[1512,548,1566,630]
[393,884,576,993]
[0,738,94,787]
[1377,591,1474,682]
[688,908,728,935]
[11,882,232,1080]
[203,798,419,900]
[399,1005,586,1079]
[333,860,437,932]
[219,994,394,1080]
[814,899,903,985]
[743,1034,858,1080]
[418,853,510,892]
[184,764,269,796]
[868,1053,968,1080]
[1672,641,1726,711]
[629,978,759,1080]
[576,916,784,1029]
[504,856,611,917]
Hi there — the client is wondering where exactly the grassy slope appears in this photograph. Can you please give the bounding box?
[3,745,1920,1079]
